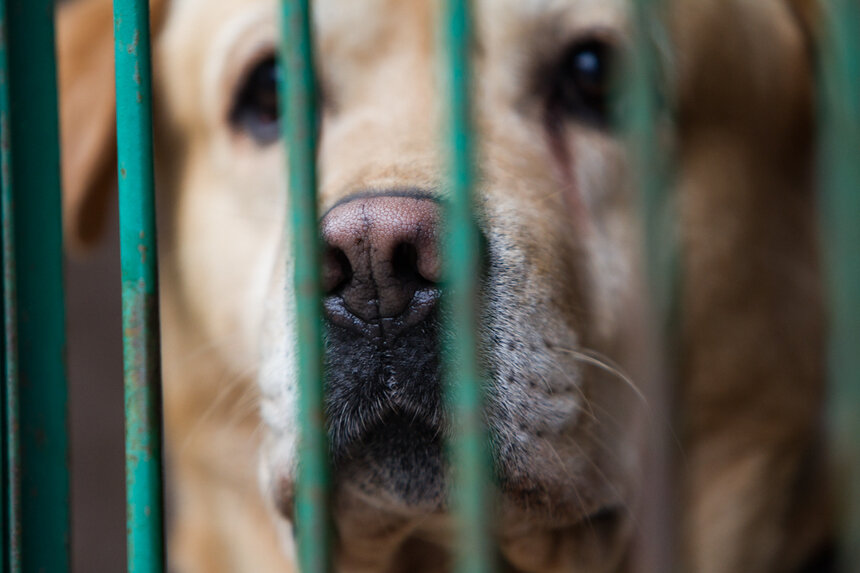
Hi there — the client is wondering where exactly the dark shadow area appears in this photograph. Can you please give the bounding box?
[67,204,126,572]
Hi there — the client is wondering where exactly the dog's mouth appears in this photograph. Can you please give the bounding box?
[323,301,447,504]
[334,410,447,507]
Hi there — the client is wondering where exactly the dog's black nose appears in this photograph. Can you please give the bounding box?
[321,193,440,331]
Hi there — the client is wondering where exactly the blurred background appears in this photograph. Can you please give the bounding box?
[67,203,126,572]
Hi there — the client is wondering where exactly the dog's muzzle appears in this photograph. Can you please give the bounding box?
[320,190,446,492]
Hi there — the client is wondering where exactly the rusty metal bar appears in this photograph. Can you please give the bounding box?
[113,0,166,571]
[440,1,494,572]
[279,1,332,572]
[0,0,19,569]
[3,0,70,571]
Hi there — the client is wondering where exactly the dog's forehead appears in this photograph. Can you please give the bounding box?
[314,0,397,43]
[165,0,629,62]
[474,0,628,66]
[476,0,627,23]
[311,0,628,58]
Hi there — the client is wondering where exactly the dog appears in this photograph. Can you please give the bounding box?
[58,0,830,571]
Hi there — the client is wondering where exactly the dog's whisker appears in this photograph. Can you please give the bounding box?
[248,420,268,446]
[536,359,599,424]
[177,363,260,455]
[555,346,649,409]
[557,348,688,461]
[173,332,250,366]
[224,387,267,427]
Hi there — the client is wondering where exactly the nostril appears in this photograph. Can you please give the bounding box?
[392,243,421,284]
[392,241,441,287]
[416,244,441,285]
[323,247,352,294]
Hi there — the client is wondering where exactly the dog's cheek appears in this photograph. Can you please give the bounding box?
[523,121,639,347]
[257,254,301,521]
[475,139,644,524]
[172,158,284,373]
[259,429,298,518]
[257,434,299,564]
[564,130,640,344]
[478,231,589,493]
[257,399,299,524]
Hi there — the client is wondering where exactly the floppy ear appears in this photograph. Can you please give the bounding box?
[786,0,820,47]
[57,0,167,251]
[57,0,117,251]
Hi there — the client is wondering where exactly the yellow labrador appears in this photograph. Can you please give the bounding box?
[58,0,829,571]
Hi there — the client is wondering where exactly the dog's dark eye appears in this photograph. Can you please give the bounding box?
[230,56,281,144]
[554,40,616,127]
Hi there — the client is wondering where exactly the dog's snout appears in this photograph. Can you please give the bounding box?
[321,193,440,327]
[321,193,445,459]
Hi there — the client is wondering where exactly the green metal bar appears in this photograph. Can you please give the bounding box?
[440,2,493,572]
[6,1,69,571]
[626,1,679,572]
[4,0,70,571]
[817,0,860,570]
[630,3,675,315]
[113,1,165,572]
[0,1,20,570]
[279,2,331,572]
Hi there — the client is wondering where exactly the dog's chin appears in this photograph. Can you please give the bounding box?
[322,302,447,512]
[335,411,446,512]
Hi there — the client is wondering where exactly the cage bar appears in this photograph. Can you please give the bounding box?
[818,0,860,570]
[0,1,19,569]
[626,1,679,572]
[113,1,166,572]
[2,0,70,571]
[279,1,331,572]
[440,1,493,572]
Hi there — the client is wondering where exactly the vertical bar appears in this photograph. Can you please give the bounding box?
[4,0,70,571]
[113,1,165,572]
[440,1,493,572]
[0,0,19,569]
[627,1,679,572]
[818,0,860,570]
[279,2,331,572]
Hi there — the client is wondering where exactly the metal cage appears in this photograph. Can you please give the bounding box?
[0,0,858,571]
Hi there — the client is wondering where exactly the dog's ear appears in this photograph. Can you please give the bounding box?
[57,0,117,251]
[786,0,820,47]
[57,0,167,251]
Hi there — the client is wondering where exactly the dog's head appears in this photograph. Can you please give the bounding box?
[59,0,818,570]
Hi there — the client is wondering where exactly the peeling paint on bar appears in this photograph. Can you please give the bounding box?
[440,1,494,572]
[279,1,332,572]
[817,0,860,570]
[113,1,166,572]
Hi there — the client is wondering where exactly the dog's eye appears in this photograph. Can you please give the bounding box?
[555,40,616,127]
[230,56,281,144]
